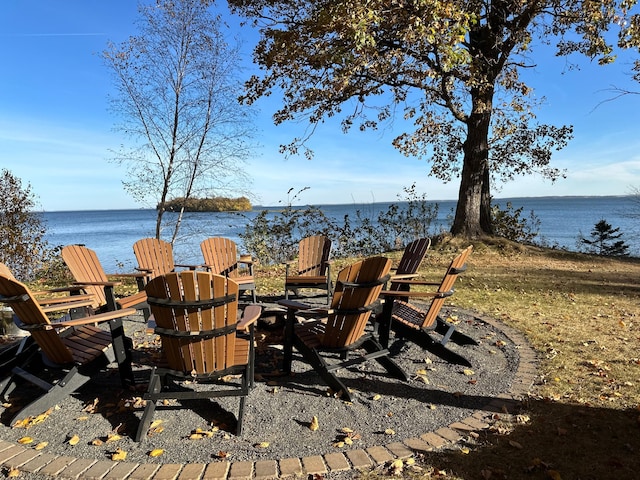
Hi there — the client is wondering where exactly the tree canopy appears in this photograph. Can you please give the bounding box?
[229,0,640,237]
[104,0,255,243]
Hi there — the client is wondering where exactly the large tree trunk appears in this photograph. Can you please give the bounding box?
[451,88,493,237]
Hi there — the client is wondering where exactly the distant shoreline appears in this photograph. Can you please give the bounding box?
[39,194,635,214]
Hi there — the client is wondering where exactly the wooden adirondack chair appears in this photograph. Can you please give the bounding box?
[285,235,332,304]
[133,237,201,285]
[0,273,136,425]
[0,262,94,312]
[377,245,477,367]
[200,237,257,303]
[136,271,261,441]
[278,256,408,402]
[388,237,431,290]
[61,245,148,317]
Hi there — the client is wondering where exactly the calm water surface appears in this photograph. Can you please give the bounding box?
[41,196,639,272]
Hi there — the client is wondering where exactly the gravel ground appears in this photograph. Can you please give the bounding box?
[0,299,519,474]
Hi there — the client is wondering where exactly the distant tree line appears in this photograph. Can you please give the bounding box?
[161,196,252,213]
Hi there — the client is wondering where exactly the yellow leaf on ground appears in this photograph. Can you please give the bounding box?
[463,369,475,376]
[105,433,121,443]
[309,416,319,431]
[17,437,33,444]
[341,427,354,433]
[384,428,395,435]
[68,435,80,446]
[148,448,164,457]
[91,439,104,446]
[547,470,562,480]
[255,442,270,448]
[372,394,381,401]
[34,442,48,450]
[112,448,127,461]
[7,467,20,477]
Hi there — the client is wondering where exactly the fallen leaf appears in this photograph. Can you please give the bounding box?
[7,467,19,477]
[106,433,122,443]
[112,448,127,461]
[148,448,164,457]
[34,442,48,450]
[17,437,33,444]
[463,369,475,376]
[341,427,354,433]
[460,447,470,454]
[547,470,562,480]
[509,440,523,449]
[91,439,104,446]
[255,442,270,448]
[309,416,319,431]
[216,451,229,458]
[372,394,381,401]
[67,435,80,446]
[384,428,395,435]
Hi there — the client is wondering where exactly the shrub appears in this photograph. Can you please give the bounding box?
[0,169,51,280]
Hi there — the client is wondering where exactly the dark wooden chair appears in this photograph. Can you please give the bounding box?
[377,246,477,367]
[0,273,136,425]
[136,271,261,441]
[285,235,332,304]
[388,237,431,290]
[278,256,408,402]
[200,237,257,303]
[61,244,148,317]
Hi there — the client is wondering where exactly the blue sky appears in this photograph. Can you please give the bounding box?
[1,1,640,212]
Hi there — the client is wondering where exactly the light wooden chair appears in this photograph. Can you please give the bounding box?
[278,256,408,402]
[378,246,477,367]
[0,273,136,425]
[61,245,148,316]
[200,237,257,303]
[0,262,94,313]
[136,271,261,441]
[133,237,201,285]
[284,235,332,304]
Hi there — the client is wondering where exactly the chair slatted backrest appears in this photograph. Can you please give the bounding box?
[296,235,331,276]
[200,237,240,278]
[390,237,431,290]
[133,238,176,279]
[61,244,109,310]
[0,274,73,364]
[145,271,239,375]
[421,245,473,328]
[322,256,391,348]
[0,263,15,280]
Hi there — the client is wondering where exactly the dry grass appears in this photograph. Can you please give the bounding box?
[253,238,640,480]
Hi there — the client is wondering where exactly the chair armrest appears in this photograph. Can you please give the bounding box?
[237,305,262,332]
[390,279,440,286]
[175,263,203,270]
[107,272,147,280]
[47,307,138,329]
[380,290,451,299]
[74,280,120,287]
[277,299,312,311]
[390,273,420,281]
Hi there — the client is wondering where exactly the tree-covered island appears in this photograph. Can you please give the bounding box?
[161,196,252,212]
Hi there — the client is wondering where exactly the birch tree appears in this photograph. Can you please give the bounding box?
[104,0,254,243]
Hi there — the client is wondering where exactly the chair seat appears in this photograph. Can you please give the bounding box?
[391,301,433,331]
[116,290,148,310]
[62,325,112,362]
[286,275,328,286]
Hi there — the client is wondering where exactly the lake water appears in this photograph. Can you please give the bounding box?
[40,196,639,272]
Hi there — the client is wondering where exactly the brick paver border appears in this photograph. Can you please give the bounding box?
[0,310,537,479]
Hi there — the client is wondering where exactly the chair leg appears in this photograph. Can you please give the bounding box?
[295,340,352,402]
[405,330,472,367]
[237,395,246,436]
[9,366,90,426]
[361,338,409,381]
[108,318,135,387]
[435,319,478,345]
[135,369,161,441]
